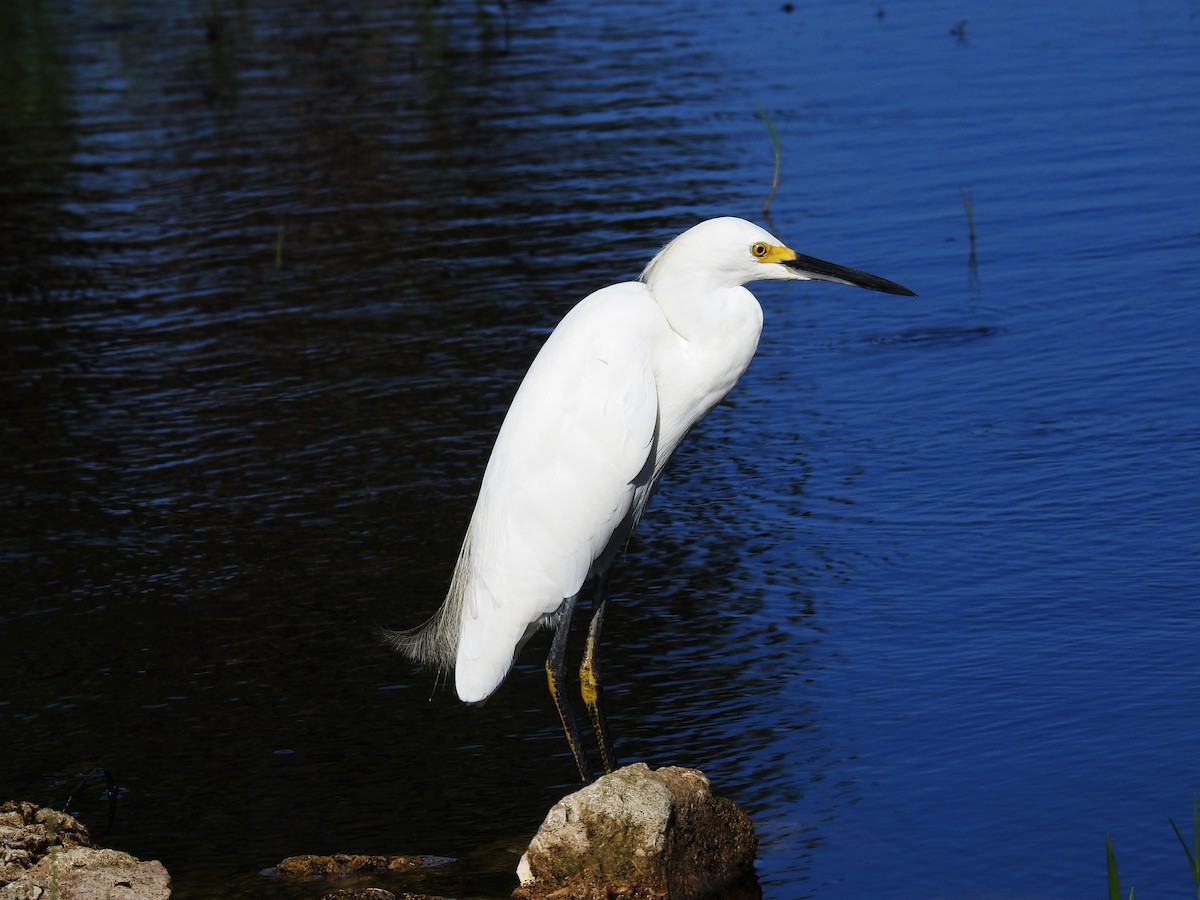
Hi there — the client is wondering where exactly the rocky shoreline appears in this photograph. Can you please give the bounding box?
[2,765,758,899]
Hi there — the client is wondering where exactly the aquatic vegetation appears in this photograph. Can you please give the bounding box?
[1107,796,1200,899]
[1169,794,1200,897]
[1107,834,1132,900]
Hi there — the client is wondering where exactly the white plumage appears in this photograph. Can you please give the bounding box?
[387,216,914,779]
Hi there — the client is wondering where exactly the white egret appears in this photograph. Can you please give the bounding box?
[387,216,914,781]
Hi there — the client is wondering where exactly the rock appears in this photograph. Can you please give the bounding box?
[320,889,397,900]
[270,850,456,900]
[1,802,93,883]
[320,891,445,900]
[4,848,171,900]
[513,763,758,900]
[273,853,452,882]
[0,802,170,900]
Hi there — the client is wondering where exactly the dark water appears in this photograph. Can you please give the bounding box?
[2,0,1198,898]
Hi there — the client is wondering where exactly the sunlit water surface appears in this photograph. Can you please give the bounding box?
[2,1,1197,898]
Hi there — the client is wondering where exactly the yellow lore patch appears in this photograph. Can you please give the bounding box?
[750,242,797,264]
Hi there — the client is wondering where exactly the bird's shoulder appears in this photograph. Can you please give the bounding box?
[521,280,662,407]
[492,280,662,480]
[545,279,663,348]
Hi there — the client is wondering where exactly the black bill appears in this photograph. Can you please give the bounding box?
[784,253,916,296]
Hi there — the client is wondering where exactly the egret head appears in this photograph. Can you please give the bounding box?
[642,216,915,296]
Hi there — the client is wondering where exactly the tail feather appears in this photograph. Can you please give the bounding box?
[381,533,473,673]
[379,604,457,671]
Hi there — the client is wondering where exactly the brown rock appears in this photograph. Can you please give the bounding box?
[274,854,451,882]
[513,763,758,900]
[320,891,446,900]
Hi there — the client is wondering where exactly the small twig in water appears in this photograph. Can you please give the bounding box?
[756,103,782,218]
[959,185,978,282]
[959,186,976,247]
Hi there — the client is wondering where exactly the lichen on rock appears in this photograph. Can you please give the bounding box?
[514,763,758,900]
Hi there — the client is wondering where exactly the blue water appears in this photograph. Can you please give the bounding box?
[1,0,1197,898]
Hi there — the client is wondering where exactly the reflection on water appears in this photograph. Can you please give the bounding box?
[3,0,1199,898]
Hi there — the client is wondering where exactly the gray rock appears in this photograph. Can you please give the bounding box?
[0,802,170,900]
[514,763,758,900]
[3,847,171,900]
[1,801,92,883]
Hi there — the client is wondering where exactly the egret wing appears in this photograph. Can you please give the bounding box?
[453,282,664,700]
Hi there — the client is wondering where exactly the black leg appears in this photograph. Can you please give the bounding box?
[546,592,592,782]
[580,577,617,775]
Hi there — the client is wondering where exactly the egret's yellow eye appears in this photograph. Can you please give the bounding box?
[751,242,769,258]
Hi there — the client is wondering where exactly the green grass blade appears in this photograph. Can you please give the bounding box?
[1169,815,1196,867]
[1168,794,1200,897]
[1107,834,1121,900]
